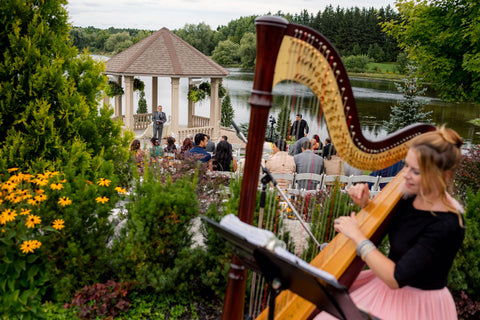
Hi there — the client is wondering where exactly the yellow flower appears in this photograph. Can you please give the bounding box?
[18,173,33,182]
[20,240,41,254]
[58,197,72,207]
[20,208,31,215]
[7,167,19,173]
[1,209,17,224]
[95,196,109,204]
[97,178,111,187]
[52,219,65,230]
[20,240,35,254]
[31,240,42,249]
[50,183,64,190]
[25,214,42,228]
[1,180,17,192]
[115,187,127,195]
[34,194,47,203]
[35,189,45,194]
[33,178,48,186]
[27,198,40,206]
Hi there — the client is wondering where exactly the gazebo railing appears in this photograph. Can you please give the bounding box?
[177,126,214,144]
[192,115,210,127]
[113,113,153,130]
[133,113,152,130]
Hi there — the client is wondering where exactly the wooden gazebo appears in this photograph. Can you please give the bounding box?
[104,27,229,141]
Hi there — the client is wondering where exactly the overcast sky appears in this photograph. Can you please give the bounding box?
[66,0,398,31]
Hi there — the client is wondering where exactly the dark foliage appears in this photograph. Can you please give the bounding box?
[64,280,132,319]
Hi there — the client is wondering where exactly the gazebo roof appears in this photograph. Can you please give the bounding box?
[105,27,229,78]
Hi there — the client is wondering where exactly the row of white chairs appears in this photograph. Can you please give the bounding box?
[268,173,394,192]
[209,171,394,195]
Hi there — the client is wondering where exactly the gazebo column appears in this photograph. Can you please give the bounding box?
[124,76,134,129]
[210,78,221,140]
[171,77,180,138]
[114,75,123,118]
[152,77,158,112]
[188,82,195,128]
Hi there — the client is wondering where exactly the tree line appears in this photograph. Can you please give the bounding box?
[69,5,402,68]
[69,2,479,104]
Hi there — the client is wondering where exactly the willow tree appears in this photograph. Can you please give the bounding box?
[0,0,128,172]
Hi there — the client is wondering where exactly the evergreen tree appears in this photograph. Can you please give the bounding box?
[0,0,127,171]
[137,90,148,114]
[383,65,433,134]
[221,94,234,127]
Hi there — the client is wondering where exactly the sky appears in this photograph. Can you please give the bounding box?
[66,0,397,31]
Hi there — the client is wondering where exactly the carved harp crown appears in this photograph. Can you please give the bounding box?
[228,16,435,320]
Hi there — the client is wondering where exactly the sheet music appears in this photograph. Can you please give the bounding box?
[219,214,340,287]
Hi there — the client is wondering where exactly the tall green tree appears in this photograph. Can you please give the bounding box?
[239,32,256,68]
[0,0,127,172]
[383,0,480,102]
[174,22,217,56]
[211,40,240,66]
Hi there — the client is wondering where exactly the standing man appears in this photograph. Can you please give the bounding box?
[294,140,324,190]
[290,113,309,141]
[152,105,167,141]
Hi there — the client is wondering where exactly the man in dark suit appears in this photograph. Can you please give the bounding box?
[289,113,309,141]
[152,105,167,141]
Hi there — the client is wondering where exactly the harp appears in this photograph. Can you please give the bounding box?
[222,16,435,320]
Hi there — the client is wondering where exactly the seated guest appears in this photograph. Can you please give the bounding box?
[130,139,144,174]
[178,137,194,160]
[288,136,311,156]
[213,140,237,172]
[312,134,323,154]
[324,154,345,175]
[322,137,336,159]
[149,137,163,163]
[266,139,296,189]
[205,134,216,153]
[163,136,177,156]
[187,133,212,165]
[294,140,324,190]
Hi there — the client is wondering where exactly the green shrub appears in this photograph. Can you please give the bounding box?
[343,55,373,73]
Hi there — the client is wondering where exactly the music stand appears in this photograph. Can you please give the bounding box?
[203,216,378,320]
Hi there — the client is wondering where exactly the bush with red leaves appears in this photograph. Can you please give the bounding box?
[64,280,132,319]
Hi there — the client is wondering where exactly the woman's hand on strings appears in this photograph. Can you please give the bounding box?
[348,183,370,208]
[334,212,365,244]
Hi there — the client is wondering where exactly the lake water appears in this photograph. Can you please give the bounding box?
[106,65,480,146]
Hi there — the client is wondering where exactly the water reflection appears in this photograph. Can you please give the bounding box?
[224,68,480,145]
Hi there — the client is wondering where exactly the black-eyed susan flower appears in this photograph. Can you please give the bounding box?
[20,240,35,254]
[58,197,72,207]
[34,194,47,203]
[1,209,17,224]
[115,186,127,195]
[52,219,65,230]
[27,198,40,206]
[25,214,42,228]
[20,240,41,253]
[97,178,111,187]
[50,183,64,190]
[7,167,19,173]
[95,196,109,204]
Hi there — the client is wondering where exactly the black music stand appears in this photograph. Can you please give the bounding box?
[203,216,379,320]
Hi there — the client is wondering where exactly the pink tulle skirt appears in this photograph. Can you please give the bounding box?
[313,270,458,320]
